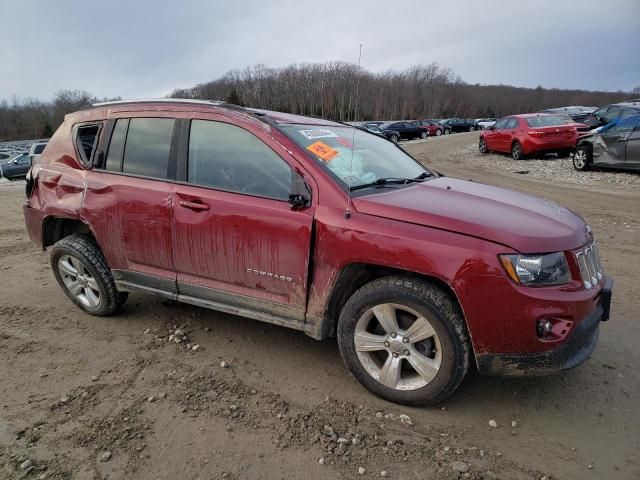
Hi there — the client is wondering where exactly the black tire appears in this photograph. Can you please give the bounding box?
[479,138,488,154]
[444,129,450,135]
[511,141,524,160]
[390,134,399,143]
[50,234,127,316]
[337,276,470,406]
[468,125,475,132]
[573,145,592,171]
[556,149,572,158]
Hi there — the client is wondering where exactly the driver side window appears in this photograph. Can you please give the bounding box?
[187,120,292,201]
[493,118,509,129]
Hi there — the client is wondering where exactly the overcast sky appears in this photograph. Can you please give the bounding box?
[1,0,638,101]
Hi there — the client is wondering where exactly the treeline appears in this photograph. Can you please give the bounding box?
[0,90,119,142]
[171,62,638,122]
[1,62,637,142]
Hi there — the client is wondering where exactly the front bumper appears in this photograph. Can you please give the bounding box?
[476,276,612,376]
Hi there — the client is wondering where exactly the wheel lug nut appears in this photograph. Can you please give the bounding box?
[402,337,409,343]
[391,333,397,338]
[404,350,409,356]
[392,352,398,358]
[384,342,390,347]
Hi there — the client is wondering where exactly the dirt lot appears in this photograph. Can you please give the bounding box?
[1,133,639,480]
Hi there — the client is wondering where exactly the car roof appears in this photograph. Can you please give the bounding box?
[611,101,640,108]
[81,99,342,127]
[510,113,562,118]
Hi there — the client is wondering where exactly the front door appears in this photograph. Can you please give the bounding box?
[172,119,314,320]
[594,116,636,166]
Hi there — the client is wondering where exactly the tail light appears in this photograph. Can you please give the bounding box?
[527,130,544,136]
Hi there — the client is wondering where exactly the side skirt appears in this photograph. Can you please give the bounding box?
[113,270,317,337]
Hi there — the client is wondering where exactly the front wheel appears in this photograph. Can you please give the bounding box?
[337,277,470,406]
[390,134,399,143]
[420,131,428,140]
[573,145,592,171]
[468,125,475,132]
[479,138,488,154]
[435,129,442,136]
[444,129,450,135]
[511,141,524,160]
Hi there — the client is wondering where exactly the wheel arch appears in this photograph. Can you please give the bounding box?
[42,216,95,249]
[322,262,465,339]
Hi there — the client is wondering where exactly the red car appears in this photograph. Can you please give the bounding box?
[412,120,445,136]
[479,114,578,160]
[23,100,612,405]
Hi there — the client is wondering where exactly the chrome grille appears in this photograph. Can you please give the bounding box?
[576,243,603,289]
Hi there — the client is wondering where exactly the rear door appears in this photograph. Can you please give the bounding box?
[625,117,640,166]
[171,117,315,320]
[594,116,637,166]
[84,117,177,291]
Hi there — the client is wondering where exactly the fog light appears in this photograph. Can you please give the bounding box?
[536,318,574,342]
[536,319,553,339]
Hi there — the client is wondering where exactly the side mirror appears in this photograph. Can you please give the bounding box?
[489,125,495,131]
[288,194,309,210]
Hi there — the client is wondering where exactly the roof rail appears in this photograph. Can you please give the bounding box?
[91,98,226,107]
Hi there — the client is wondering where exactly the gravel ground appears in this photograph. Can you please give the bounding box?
[455,141,640,189]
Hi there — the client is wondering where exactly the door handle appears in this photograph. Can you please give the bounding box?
[179,200,210,211]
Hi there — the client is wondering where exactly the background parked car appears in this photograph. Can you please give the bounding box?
[479,114,577,160]
[539,106,596,123]
[573,114,640,171]
[556,114,591,134]
[358,124,401,143]
[412,120,447,136]
[28,141,48,164]
[379,121,428,140]
[474,118,497,130]
[440,118,477,133]
[0,152,32,179]
[582,102,640,129]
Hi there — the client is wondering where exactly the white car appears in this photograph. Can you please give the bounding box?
[474,118,497,130]
[28,141,48,164]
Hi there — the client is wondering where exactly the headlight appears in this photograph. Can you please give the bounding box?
[499,252,571,286]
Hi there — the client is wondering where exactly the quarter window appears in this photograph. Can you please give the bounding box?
[188,120,292,200]
[122,118,175,178]
[493,118,509,129]
[75,124,101,166]
[505,118,519,129]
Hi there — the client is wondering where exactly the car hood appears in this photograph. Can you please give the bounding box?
[352,177,589,252]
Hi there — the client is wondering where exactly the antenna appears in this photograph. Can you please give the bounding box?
[345,43,363,220]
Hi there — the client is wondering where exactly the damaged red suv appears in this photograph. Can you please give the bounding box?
[23,100,612,405]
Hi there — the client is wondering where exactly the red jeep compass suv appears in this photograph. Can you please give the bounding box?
[23,99,613,405]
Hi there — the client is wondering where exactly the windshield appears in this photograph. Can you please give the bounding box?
[525,116,566,127]
[279,124,428,189]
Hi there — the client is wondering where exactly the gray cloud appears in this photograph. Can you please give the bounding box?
[1,0,638,101]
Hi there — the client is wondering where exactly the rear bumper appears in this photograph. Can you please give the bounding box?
[477,276,613,376]
[522,136,577,154]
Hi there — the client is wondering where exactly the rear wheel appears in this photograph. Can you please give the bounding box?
[444,129,450,135]
[556,148,572,158]
[51,234,127,316]
[468,125,475,132]
[511,141,524,160]
[390,134,399,143]
[337,277,470,406]
[435,129,442,136]
[573,145,592,171]
[420,131,428,140]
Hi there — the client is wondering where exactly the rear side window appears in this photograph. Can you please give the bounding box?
[34,144,46,154]
[122,118,175,178]
[104,119,129,172]
[188,120,292,200]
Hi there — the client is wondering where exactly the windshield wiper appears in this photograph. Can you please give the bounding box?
[349,172,432,191]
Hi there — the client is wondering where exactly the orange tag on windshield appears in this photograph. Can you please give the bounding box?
[307,141,338,162]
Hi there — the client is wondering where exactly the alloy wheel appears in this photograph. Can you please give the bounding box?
[354,303,442,391]
[479,138,487,153]
[574,150,587,169]
[435,129,442,136]
[58,255,101,308]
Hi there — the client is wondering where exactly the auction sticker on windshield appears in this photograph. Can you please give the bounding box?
[299,129,339,140]
[306,141,338,162]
